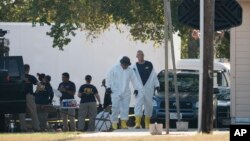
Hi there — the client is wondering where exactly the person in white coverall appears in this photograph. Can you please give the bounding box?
[132,50,160,129]
[106,56,140,129]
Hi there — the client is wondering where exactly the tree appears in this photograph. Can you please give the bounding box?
[0,0,229,59]
[0,0,32,22]
[214,31,230,59]
[0,0,180,49]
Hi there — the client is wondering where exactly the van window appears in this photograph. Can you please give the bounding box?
[158,71,199,93]
[171,73,199,93]
[213,71,228,87]
[0,57,23,80]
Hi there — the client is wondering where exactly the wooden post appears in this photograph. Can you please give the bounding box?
[198,0,204,132]
[202,0,215,133]
[163,0,170,134]
[166,0,180,122]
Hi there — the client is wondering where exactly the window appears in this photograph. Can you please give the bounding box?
[0,57,23,80]
[214,71,228,87]
[157,71,199,94]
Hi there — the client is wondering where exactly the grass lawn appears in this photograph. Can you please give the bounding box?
[0,132,229,141]
[0,132,81,141]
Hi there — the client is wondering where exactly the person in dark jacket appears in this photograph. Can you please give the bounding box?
[102,79,112,109]
[18,64,41,132]
[78,75,101,131]
[35,74,54,131]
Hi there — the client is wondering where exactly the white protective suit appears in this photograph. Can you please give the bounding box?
[132,62,160,117]
[106,64,140,123]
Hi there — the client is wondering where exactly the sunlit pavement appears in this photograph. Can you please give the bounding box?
[79,128,229,137]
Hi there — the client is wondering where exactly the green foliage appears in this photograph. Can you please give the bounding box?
[180,29,193,59]
[0,0,184,48]
[29,0,111,50]
[1,0,176,49]
[0,0,32,22]
[0,0,229,58]
[214,31,230,59]
[216,39,230,59]
[102,0,165,45]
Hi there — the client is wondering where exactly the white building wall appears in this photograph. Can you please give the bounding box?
[0,22,181,107]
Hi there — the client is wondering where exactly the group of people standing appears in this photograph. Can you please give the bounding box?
[18,64,54,132]
[19,50,159,132]
[19,66,101,132]
[106,50,160,129]
[57,73,102,132]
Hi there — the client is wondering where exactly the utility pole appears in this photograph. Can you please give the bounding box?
[163,0,170,134]
[198,0,204,132]
[202,0,215,133]
[166,0,180,122]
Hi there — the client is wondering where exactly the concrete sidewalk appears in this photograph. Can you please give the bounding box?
[79,128,229,137]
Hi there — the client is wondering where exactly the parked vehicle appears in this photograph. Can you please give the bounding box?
[0,29,25,132]
[216,88,230,127]
[151,60,231,128]
[0,56,25,114]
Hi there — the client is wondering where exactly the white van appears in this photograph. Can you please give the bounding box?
[176,59,230,89]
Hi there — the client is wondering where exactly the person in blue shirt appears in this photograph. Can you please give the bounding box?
[35,74,54,131]
[132,50,160,129]
[58,72,76,132]
[78,75,101,131]
[18,64,41,132]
